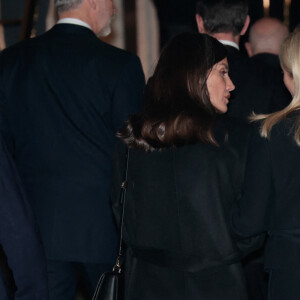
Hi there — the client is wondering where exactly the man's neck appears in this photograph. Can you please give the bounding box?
[210,32,240,45]
[58,9,92,30]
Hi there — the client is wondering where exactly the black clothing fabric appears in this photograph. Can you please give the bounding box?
[46,260,111,300]
[0,24,145,264]
[0,136,49,300]
[226,46,289,120]
[250,53,291,112]
[111,116,262,300]
[251,53,282,70]
[225,46,291,300]
[268,268,300,300]
[232,111,300,299]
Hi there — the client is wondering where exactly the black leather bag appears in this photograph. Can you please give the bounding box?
[92,269,122,300]
[92,150,129,300]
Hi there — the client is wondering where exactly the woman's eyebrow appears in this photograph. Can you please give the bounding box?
[219,63,229,70]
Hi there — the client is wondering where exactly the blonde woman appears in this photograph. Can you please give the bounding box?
[232,29,300,300]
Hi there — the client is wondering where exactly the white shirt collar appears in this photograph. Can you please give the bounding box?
[57,18,92,31]
[218,40,239,50]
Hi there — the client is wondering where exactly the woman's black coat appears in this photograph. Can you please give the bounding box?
[111,117,261,300]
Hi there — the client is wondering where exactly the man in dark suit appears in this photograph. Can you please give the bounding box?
[245,17,291,110]
[0,0,145,299]
[0,136,49,300]
[245,17,289,67]
[196,0,288,121]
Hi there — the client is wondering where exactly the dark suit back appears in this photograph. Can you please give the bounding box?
[111,117,261,300]
[0,24,145,263]
[250,53,291,112]
[226,46,289,120]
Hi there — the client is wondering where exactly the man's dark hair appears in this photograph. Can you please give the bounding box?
[118,33,227,151]
[196,0,249,36]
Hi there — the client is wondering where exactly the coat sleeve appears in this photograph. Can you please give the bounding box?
[0,137,49,300]
[232,125,273,239]
[110,55,145,133]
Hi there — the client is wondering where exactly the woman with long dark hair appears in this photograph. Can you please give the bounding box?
[111,33,259,299]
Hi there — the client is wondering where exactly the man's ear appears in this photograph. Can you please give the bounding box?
[240,15,250,36]
[196,14,206,33]
[87,0,96,10]
[244,41,253,57]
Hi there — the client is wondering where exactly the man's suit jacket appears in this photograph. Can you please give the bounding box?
[111,116,263,300]
[0,24,145,264]
[0,136,48,300]
[226,46,289,120]
[250,53,291,111]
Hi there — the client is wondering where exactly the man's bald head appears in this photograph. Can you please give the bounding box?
[245,17,289,57]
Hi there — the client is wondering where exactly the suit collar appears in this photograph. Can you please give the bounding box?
[49,23,96,38]
[218,40,239,50]
[57,18,92,31]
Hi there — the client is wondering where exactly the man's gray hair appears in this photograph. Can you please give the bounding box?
[54,0,84,14]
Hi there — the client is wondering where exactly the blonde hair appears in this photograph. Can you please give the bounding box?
[251,30,300,145]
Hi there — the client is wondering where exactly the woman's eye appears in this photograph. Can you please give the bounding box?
[220,70,228,77]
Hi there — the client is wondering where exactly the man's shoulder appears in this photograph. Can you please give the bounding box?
[225,46,255,80]
[51,24,140,65]
[226,47,250,69]
[251,53,279,66]
[0,30,48,62]
[50,24,136,61]
[0,26,140,70]
[227,47,272,85]
[0,38,31,57]
[95,39,137,61]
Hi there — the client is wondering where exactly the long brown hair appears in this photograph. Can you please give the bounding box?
[118,33,227,151]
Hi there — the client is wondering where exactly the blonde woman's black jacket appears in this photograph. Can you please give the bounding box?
[232,111,300,297]
[111,116,262,300]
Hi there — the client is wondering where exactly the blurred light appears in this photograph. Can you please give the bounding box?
[263,0,270,9]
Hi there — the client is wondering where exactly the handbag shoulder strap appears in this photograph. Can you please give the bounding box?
[113,148,129,272]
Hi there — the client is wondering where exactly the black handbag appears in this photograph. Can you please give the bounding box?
[92,269,122,300]
[92,149,129,300]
